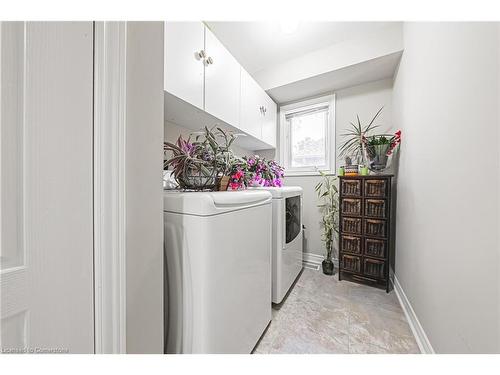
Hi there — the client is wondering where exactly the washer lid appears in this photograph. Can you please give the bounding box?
[163,190,272,216]
[254,186,303,198]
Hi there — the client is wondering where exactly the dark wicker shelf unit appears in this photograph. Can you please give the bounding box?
[338,175,395,292]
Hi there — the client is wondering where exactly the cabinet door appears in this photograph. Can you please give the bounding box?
[164,22,205,110]
[240,68,263,139]
[261,94,277,147]
[204,27,241,127]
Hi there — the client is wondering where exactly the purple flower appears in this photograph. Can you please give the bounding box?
[273,178,283,187]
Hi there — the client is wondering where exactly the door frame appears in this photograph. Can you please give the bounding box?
[93,21,127,354]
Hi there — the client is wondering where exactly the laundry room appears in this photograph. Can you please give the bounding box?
[1,7,500,367]
[162,22,404,354]
[161,21,499,355]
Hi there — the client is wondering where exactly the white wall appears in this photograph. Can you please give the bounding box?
[392,22,499,353]
[253,24,403,91]
[165,120,253,158]
[282,79,394,257]
[125,22,164,354]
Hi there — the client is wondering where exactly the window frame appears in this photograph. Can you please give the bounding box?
[279,94,336,176]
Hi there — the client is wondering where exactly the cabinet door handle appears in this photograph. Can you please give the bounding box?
[206,56,214,65]
[197,50,206,59]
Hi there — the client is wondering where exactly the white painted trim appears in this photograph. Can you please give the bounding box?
[279,93,336,176]
[393,275,435,354]
[93,21,127,354]
[303,252,339,266]
[303,252,323,264]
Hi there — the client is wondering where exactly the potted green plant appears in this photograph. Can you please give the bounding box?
[339,107,384,164]
[364,130,401,172]
[164,126,236,190]
[315,170,339,275]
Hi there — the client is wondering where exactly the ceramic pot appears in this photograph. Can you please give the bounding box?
[322,259,334,275]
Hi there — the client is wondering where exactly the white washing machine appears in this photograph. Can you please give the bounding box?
[257,187,303,304]
[163,190,272,353]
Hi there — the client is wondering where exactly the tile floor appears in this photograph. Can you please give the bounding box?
[253,268,420,354]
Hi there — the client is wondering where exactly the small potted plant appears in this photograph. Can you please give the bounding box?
[315,170,339,275]
[364,130,401,172]
[164,126,236,191]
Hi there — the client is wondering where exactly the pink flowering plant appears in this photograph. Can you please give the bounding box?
[228,155,284,189]
[228,168,245,190]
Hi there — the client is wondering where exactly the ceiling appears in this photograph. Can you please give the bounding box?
[206,22,397,74]
[267,51,402,104]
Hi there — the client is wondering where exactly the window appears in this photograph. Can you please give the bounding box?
[280,95,335,175]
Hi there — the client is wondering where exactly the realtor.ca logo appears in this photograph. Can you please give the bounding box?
[1,347,69,354]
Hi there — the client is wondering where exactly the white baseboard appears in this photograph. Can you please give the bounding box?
[303,252,323,264]
[303,252,339,266]
[393,275,435,354]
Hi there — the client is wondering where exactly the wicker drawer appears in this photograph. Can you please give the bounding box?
[341,235,362,255]
[363,258,385,279]
[364,219,387,238]
[364,199,387,218]
[364,179,388,197]
[341,198,362,216]
[364,238,387,258]
[341,179,362,197]
[342,217,362,235]
[342,254,361,273]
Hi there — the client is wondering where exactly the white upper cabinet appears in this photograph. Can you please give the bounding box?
[241,68,277,148]
[164,22,205,110]
[164,22,276,150]
[261,94,277,147]
[240,68,263,139]
[204,27,241,127]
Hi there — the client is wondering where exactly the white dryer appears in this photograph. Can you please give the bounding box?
[257,187,303,304]
[163,190,272,353]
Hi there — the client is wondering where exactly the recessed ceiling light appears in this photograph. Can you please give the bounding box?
[279,21,299,35]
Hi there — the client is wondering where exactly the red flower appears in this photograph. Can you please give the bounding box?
[231,169,244,181]
[395,130,401,138]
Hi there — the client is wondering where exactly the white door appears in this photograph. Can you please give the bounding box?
[164,22,205,110]
[204,27,241,127]
[261,94,277,147]
[240,68,263,139]
[0,22,94,353]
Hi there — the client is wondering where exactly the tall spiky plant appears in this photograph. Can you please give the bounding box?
[339,107,384,164]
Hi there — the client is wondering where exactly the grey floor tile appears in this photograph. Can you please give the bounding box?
[253,268,420,354]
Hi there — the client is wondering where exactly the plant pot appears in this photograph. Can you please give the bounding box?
[365,144,390,172]
[176,165,219,191]
[178,174,217,190]
[322,259,334,276]
[218,175,230,191]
